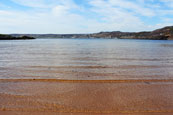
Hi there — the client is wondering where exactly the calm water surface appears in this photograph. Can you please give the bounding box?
[0,38,173,80]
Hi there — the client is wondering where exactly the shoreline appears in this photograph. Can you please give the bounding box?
[0,78,173,83]
[10,26,173,40]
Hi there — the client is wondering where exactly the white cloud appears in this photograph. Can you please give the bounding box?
[11,0,52,8]
[160,0,173,8]
[109,0,155,17]
[0,0,173,34]
[0,6,98,34]
[11,0,79,9]
[52,5,69,16]
[88,0,156,32]
[0,0,89,33]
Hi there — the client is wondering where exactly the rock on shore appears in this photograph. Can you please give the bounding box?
[0,34,35,40]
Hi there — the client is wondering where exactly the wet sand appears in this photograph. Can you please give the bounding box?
[0,80,173,114]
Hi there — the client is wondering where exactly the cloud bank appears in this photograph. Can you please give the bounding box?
[0,0,173,34]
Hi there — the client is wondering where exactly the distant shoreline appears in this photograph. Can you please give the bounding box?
[1,26,173,40]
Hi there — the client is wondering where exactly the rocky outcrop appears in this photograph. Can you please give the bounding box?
[0,34,35,40]
[19,36,35,40]
[90,26,173,40]
[10,26,173,40]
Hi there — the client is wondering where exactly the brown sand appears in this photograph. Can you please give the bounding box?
[0,79,173,114]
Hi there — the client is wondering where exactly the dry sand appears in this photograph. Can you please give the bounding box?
[0,79,173,114]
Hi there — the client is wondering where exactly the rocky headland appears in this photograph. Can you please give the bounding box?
[10,26,173,40]
[0,34,35,40]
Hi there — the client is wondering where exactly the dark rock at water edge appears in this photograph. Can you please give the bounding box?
[19,36,35,40]
[0,34,35,40]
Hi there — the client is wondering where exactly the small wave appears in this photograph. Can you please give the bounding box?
[0,79,173,83]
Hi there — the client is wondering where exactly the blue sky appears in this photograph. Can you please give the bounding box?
[0,0,173,34]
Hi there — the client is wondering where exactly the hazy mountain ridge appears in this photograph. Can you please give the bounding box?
[10,26,173,40]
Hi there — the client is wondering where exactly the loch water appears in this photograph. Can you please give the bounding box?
[0,38,173,80]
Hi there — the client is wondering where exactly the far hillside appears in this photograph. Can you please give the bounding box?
[10,26,173,40]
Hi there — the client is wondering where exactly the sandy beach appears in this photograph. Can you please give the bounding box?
[0,79,173,114]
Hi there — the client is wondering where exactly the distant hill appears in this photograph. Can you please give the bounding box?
[11,26,173,40]
[0,34,35,40]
